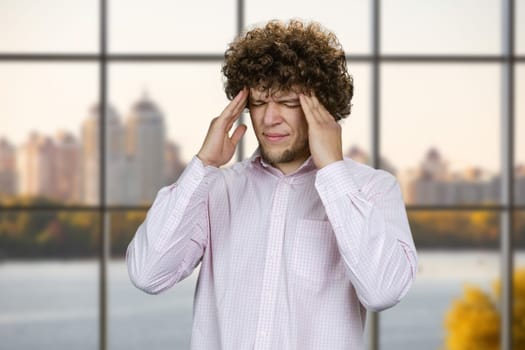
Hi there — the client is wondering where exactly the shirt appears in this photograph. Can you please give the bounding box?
[126,150,418,350]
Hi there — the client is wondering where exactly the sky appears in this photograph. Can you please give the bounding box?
[0,0,524,174]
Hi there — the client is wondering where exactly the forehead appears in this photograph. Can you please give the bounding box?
[249,87,300,100]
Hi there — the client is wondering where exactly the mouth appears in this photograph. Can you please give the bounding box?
[263,132,289,143]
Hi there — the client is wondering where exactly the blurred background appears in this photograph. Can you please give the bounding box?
[0,0,524,349]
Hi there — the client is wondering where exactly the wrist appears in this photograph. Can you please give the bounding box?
[318,156,343,169]
[196,153,218,167]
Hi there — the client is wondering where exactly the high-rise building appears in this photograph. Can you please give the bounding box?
[54,130,81,203]
[0,137,16,197]
[405,148,450,205]
[126,92,166,204]
[165,140,185,185]
[345,145,369,165]
[17,132,56,199]
[81,103,125,205]
[344,144,397,175]
[516,164,525,205]
[420,147,448,181]
[402,148,502,205]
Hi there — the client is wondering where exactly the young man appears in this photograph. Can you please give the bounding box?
[127,20,417,349]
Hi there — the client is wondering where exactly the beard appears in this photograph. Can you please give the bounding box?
[259,138,310,165]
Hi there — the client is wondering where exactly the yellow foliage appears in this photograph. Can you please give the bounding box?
[444,267,525,350]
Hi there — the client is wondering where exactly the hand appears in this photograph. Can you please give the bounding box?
[197,88,248,167]
[299,93,343,169]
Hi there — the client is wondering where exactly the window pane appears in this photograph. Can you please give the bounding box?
[108,210,196,350]
[516,64,525,205]
[381,64,501,206]
[110,0,236,53]
[517,0,525,55]
[0,0,98,53]
[339,63,372,167]
[380,210,500,349]
[108,62,229,205]
[382,0,501,55]
[515,210,525,250]
[0,210,99,350]
[0,63,99,206]
[513,210,525,249]
[245,0,371,55]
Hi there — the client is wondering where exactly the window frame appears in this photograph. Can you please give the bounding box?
[0,1,522,349]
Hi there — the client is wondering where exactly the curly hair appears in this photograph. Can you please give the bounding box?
[222,19,353,121]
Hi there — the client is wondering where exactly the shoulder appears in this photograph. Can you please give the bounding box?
[342,157,399,198]
[211,158,254,185]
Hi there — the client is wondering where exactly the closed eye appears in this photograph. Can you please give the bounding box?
[249,101,266,107]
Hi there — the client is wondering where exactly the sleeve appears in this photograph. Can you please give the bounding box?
[315,160,418,312]
[126,156,218,295]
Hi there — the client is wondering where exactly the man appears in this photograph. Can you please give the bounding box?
[127,19,417,349]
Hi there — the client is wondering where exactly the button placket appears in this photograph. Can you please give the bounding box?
[253,180,289,350]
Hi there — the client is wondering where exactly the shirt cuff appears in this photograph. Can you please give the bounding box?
[314,160,362,204]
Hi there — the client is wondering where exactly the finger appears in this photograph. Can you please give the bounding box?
[225,104,247,131]
[222,96,248,134]
[230,124,247,146]
[309,94,330,119]
[299,93,318,125]
[220,87,248,121]
[308,93,334,123]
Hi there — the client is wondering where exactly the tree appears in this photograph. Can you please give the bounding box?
[444,267,525,350]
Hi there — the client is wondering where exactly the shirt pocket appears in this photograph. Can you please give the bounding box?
[290,219,345,285]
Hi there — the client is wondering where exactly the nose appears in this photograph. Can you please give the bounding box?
[262,102,282,126]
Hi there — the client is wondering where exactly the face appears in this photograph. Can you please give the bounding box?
[248,87,310,173]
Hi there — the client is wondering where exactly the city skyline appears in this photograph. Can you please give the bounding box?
[1,90,525,206]
[1,1,524,176]
[2,64,523,173]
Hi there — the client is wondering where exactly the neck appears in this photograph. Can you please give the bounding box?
[273,154,311,175]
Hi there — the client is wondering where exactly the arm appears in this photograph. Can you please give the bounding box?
[127,88,248,294]
[126,157,215,294]
[299,93,417,311]
[315,162,417,311]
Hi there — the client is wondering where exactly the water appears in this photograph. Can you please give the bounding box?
[1,251,523,350]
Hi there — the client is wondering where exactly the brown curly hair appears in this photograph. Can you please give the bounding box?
[222,19,353,121]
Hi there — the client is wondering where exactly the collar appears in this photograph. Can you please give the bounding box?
[249,147,317,181]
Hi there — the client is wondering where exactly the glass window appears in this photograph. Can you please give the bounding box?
[380,63,501,206]
[515,210,525,250]
[0,210,100,350]
[382,0,501,55]
[380,210,500,349]
[110,0,236,54]
[0,0,98,53]
[0,63,99,206]
[516,64,525,205]
[108,63,229,205]
[108,210,196,350]
[343,63,372,166]
[245,0,371,55]
[517,0,525,55]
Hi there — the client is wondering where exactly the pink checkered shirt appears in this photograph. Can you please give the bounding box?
[127,150,417,349]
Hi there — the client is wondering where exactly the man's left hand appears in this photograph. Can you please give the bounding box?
[299,93,343,169]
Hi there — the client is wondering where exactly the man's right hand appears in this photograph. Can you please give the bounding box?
[197,87,248,167]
